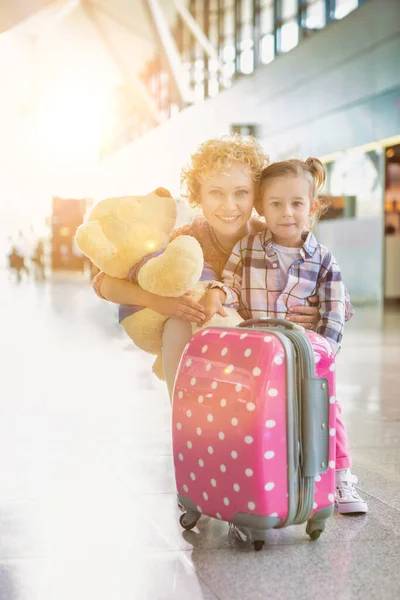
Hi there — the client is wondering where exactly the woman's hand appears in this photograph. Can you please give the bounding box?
[286,295,320,329]
[151,292,206,325]
[198,289,227,323]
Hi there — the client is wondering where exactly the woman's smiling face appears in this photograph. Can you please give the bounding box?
[199,162,255,237]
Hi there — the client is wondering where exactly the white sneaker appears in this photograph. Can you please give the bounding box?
[335,469,368,514]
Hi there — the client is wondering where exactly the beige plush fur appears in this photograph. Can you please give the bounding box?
[75,188,242,379]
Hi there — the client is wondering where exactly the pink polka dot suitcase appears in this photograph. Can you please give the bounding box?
[172,318,336,550]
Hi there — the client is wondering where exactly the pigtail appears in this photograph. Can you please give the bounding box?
[305,157,326,192]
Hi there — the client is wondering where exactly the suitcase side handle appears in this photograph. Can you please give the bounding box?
[238,317,304,331]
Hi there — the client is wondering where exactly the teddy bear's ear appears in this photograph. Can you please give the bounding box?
[154,187,172,198]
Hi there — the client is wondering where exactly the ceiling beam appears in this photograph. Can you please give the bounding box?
[142,0,192,105]
[81,0,162,123]
[173,0,222,71]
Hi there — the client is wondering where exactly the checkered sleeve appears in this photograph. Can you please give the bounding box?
[210,241,243,309]
[344,286,355,321]
[317,252,346,356]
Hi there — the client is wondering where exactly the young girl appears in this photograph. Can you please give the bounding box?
[205,158,368,514]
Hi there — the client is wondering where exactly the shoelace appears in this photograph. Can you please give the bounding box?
[336,472,360,500]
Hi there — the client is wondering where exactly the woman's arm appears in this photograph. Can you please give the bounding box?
[95,273,206,324]
[210,240,243,309]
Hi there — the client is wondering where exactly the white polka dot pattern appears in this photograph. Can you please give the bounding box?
[173,328,336,527]
[264,451,275,460]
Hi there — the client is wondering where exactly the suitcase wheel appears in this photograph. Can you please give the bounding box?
[253,540,265,552]
[179,512,199,531]
[309,529,322,541]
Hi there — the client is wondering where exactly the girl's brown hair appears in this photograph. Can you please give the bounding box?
[257,157,330,227]
[181,134,269,207]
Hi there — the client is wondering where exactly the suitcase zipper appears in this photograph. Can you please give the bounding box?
[284,331,316,524]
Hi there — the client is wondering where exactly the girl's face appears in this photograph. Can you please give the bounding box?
[260,175,314,247]
[199,162,255,239]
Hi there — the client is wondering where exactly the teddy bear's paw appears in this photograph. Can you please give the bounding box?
[75,220,118,263]
[152,354,165,380]
[138,236,204,297]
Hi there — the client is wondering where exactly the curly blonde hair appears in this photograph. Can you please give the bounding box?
[181,134,269,207]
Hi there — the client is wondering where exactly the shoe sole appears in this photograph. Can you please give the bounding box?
[335,501,368,514]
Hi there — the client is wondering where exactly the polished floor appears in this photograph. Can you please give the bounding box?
[1,271,400,600]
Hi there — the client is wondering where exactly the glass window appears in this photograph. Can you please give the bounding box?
[241,23,253,42]
[240,48,254,74]
[208,78,219,97]
[224,7,234,36]
[282,0,298,20]
[209,13,219,45]
[241,0,253,22]
[279,20,299,53]
[222,61,235,80]
[260,5,273,34]
[222,42,235,62]
[194,82,204,101]
[261,34,275,64]
[304,1,326,29]
[335,0,359,20]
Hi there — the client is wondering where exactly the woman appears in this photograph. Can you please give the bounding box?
[93,135,320,398]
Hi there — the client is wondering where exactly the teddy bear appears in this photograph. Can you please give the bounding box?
[75,188,242,379]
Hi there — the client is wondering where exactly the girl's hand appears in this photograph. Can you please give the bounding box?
[199,289,227,323]
[286,295,320,329]
[151,292,206,325]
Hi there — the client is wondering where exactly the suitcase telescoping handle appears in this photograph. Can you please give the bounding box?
[238,317,304,331]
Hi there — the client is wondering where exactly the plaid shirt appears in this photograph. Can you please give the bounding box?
[212,230,354,355]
